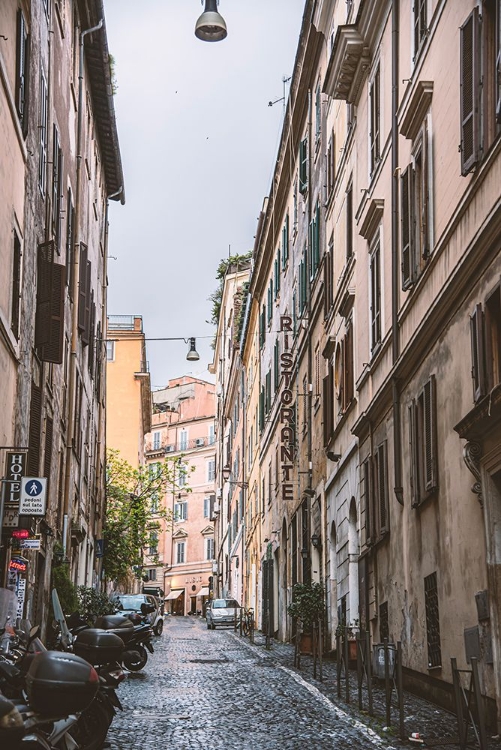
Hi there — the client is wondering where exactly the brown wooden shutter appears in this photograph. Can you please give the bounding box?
[344,321,354,407]
[378,442,389,534]
[35,240,54,347]
[322,364,333,447]
[40,262,65,364]
[11,232,21,340]
[409,400,419,507]
[470,303,486,402]
[423,375,438,493]
[44,416,53,493]
[363,457,373,545]
[82,260,91,345]
[66,192,75,299]
[28,382,42,476]
[88,294,96,375]
[78,243,88,332]
[460,8,480,175]
[401,165,414,289]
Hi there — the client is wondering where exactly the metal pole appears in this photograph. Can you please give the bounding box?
[357,632,363,709]
[452,658,466,750]
[397,641,405,739]
[313,621,317,680]
[336,634,341,697]
[471,657,488,750]
[344,634,350,703]
[318,619,323,683]
[384,638,391,726]
[366,630,373,716]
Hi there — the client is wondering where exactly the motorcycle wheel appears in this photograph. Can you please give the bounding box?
[153,618,163,636]
[126,644,148,672]
[65,694,111,750]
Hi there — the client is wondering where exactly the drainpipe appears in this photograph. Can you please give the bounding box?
[391,1,403,506]
[63,19,104,565]
[307,88,313,494]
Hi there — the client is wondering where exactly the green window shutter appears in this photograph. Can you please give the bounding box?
[299,137,308,194]
[401,165,414,289]
[40,262,66,364]
[259,387,265,430]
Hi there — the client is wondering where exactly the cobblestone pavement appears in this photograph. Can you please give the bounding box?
[107,617,501,750]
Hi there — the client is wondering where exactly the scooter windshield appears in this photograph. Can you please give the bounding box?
[52,588,73,649]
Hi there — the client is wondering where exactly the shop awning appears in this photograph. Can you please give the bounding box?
[198,587,210,597]
[165,589,184,601]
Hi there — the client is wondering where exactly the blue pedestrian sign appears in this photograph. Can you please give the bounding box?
[19,477,47,516]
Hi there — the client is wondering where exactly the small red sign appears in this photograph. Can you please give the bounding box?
[9,559,27,572]
[12,529,30,539]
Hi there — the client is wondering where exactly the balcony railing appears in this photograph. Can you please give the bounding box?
[148,436,216,454]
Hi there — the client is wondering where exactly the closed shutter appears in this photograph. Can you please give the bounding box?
[28,382,42,476]
[299,137,308,193]
[423,375,438,493]
[363,457,373,544]
[44,416,53,493]
[470,303,486,402]
[35,240,54,347]
[460,8,480,175]
[409,400,418,506]
[377,442,388,534]
[322,366,333,446]
[40,262,65,364]
[88,295,96,375]
[401,165,414,289]
[344,320,354,406]
[66,192,75,299]
[11,233,22,340]
[16,10,28,130]
[82,260,91,345]
[78,243,88,332]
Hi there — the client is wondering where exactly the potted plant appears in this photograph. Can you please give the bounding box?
[287,582,325,654]
[335,618,359,661]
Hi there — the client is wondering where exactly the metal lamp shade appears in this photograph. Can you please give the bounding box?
[186,338,200,361]
[195,0,227,42]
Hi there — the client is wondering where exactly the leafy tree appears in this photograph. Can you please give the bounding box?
[103,449,186,586]
[207,251,252,327]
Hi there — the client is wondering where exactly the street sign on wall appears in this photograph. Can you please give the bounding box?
[19,478,47,516]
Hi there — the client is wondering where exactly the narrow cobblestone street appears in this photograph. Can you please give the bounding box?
[107,616,398,750]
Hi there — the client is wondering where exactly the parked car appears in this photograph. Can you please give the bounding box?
[206,598,241,629]
[114,593,164,635]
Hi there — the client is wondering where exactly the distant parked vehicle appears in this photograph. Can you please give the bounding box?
[206,598,241,630]
[114,593,164,636]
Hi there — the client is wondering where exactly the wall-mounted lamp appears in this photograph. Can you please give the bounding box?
[221,465,248,488]
[327,451,341,462]
[195,0,227,42]
[311,532,321,549]
[301,547,309,560]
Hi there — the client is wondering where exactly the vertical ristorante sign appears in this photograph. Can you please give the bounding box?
[280,316,296,502]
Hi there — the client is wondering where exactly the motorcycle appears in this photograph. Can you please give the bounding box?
[0,587,101,749]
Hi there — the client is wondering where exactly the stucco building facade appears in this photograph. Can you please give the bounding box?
[0,0,123,631]
[144,377,216,616]
[212,0,501,730]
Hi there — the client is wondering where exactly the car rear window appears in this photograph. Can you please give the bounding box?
[213,599,239,609]
[118,595,145,610]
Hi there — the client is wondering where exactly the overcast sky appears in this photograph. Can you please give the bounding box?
[104,1,306,389]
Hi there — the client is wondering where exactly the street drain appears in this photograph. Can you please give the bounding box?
[189,657,229,664]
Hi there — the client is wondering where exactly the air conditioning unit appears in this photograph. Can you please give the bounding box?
[195,438,205,447]
[165,445,175,453]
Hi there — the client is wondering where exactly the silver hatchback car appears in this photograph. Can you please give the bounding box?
[206,598,241,629]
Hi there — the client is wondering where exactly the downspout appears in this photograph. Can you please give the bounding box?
[306,87,314,580]
[391,1,403,506]
[63,19,104,562]
[95,186,121,586]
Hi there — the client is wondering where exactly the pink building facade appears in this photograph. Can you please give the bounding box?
[144,377,216,615]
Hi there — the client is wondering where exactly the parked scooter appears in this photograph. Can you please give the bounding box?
[0,587,101,749]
